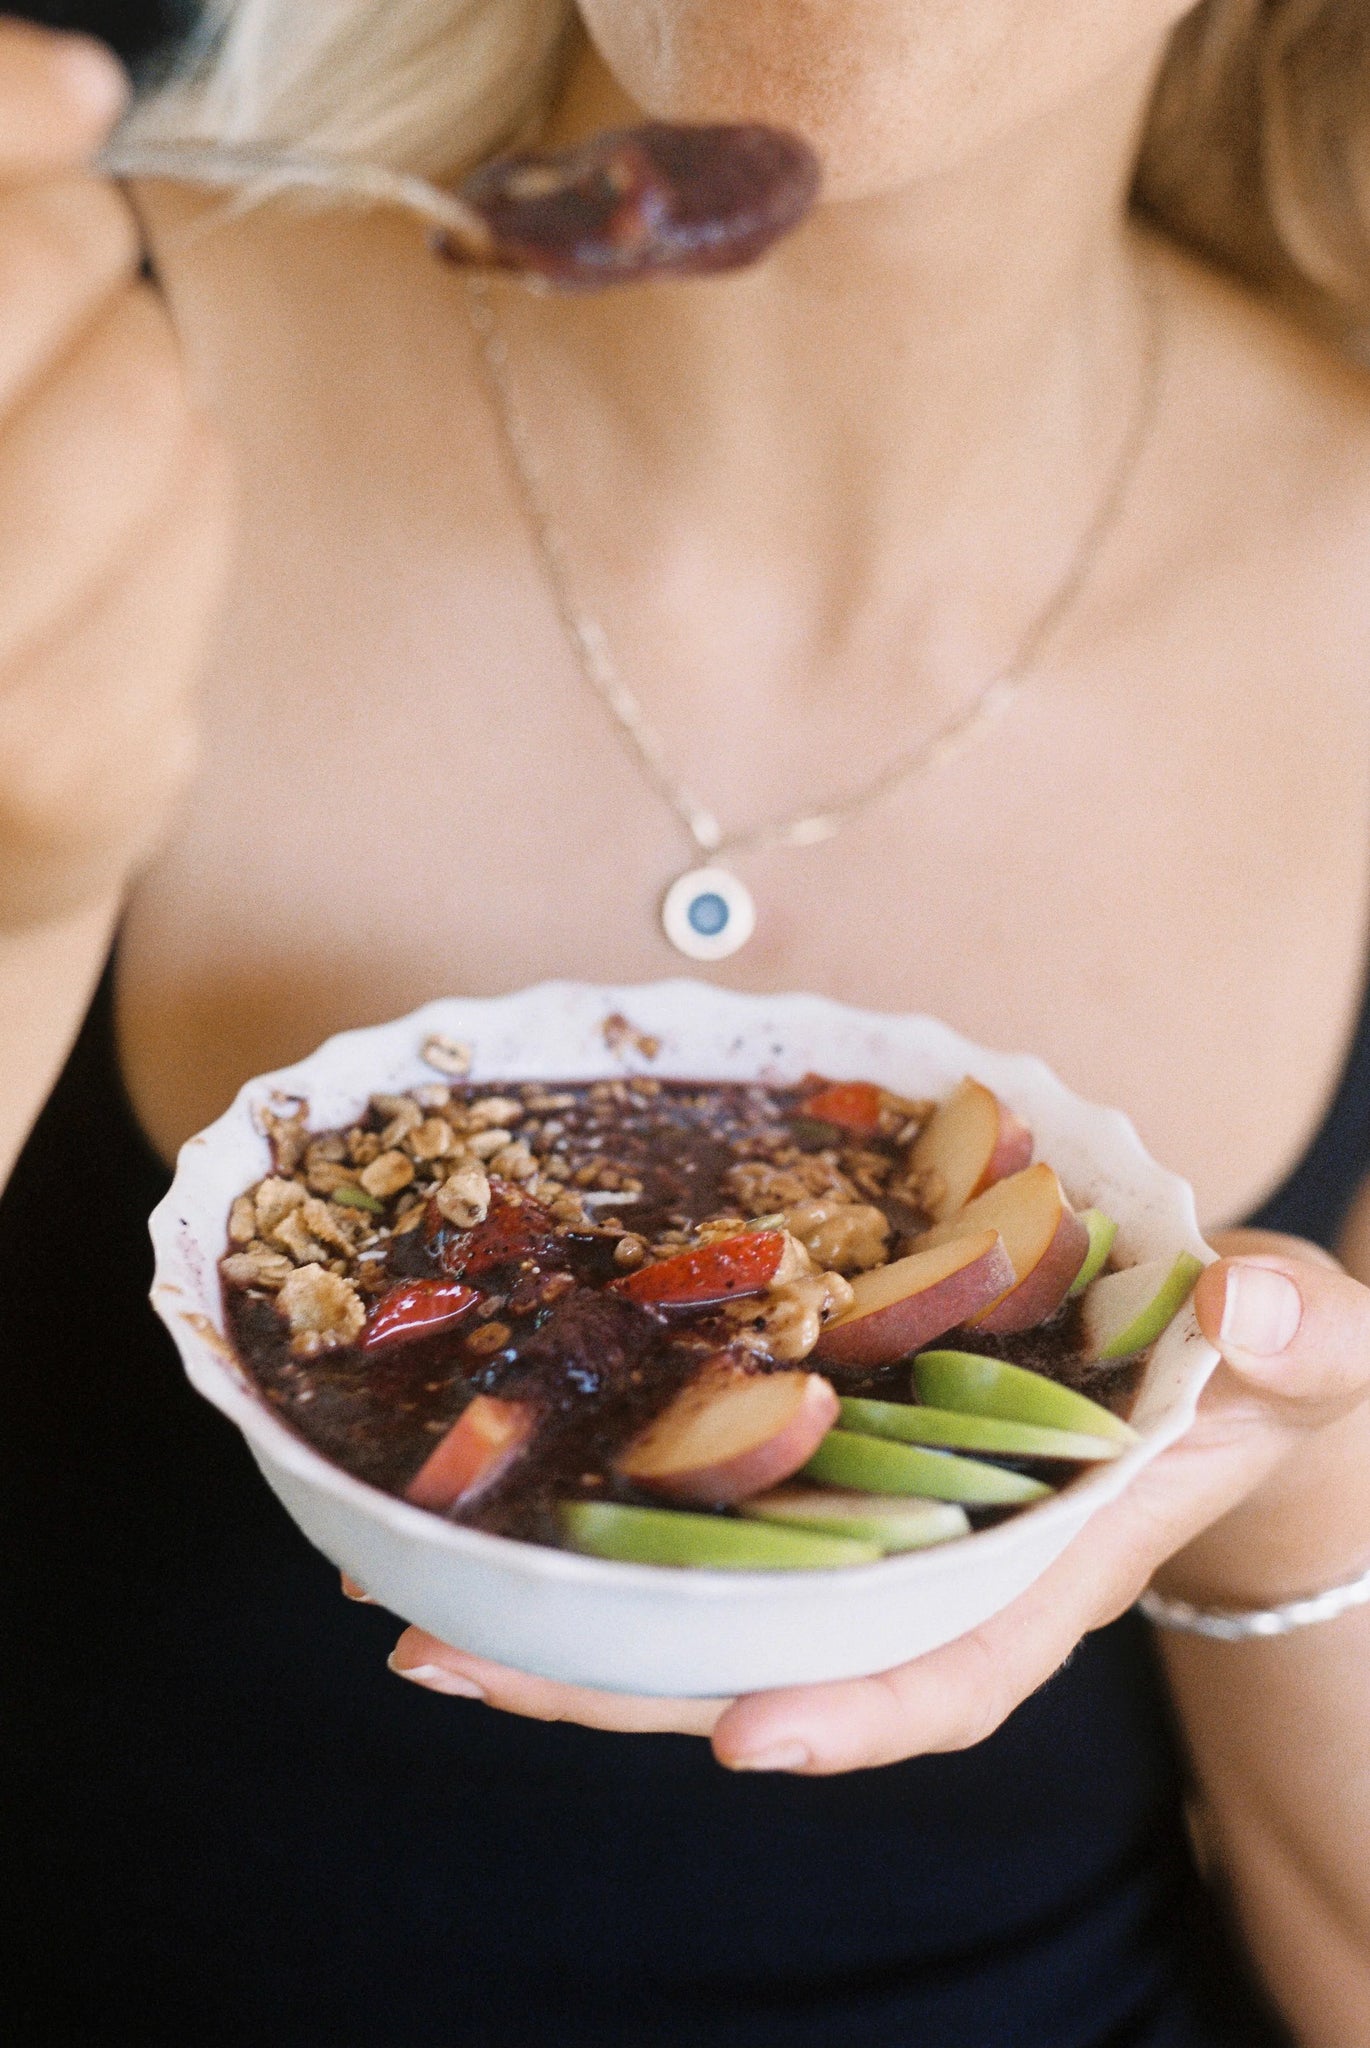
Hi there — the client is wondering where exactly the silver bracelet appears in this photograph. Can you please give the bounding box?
[1138,1561,1370,1641]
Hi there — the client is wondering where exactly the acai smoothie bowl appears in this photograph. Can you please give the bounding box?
[149,982,1218,1696]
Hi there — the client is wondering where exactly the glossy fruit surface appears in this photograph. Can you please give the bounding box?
[362,1277,479,1352]
[916,1164,1089,1333]
[437,1182,561,1280]
[611,1230,786,1309]
[837,1395,1123,1462]
[616,1365,838,1506]
[803,1429,1053,1505]
[913,1350,1137,1443]
[812,1228,1015,1368]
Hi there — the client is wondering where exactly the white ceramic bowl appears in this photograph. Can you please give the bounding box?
[150,982,1218,1696]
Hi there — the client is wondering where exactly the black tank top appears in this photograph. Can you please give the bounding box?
[10,963,1351,2046]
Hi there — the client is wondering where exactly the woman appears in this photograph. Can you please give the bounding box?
[3,3,1369,2040]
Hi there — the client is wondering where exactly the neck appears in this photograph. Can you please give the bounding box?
[520,37,1170,667]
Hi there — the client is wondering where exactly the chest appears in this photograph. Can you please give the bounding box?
[115,422,1370,1230]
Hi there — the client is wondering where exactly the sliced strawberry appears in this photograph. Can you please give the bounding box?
[611,1230,787,1309]
[436,1181,563,1281]
[362,1278,480,1352]
[799,1081,884,1133]
[404,1394,537,1513]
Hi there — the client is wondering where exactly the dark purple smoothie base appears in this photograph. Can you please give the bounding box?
[224,1079,1137,1549]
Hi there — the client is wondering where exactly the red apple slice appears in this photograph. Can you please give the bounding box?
[811,1228,1015,1369]
[915,1164,1089,1333]
[404,1394,537,1513]
[616,1364,839,1506]
[908,1076,1033,1221]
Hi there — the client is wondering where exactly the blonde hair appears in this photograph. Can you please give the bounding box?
[134,0,1370,329]
[131,0,575,178]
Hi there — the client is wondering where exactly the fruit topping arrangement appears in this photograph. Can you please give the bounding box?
[220,1068,1203,1569]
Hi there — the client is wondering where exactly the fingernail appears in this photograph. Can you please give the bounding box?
[727,1740,811,1773]
[341,1575,377,1604]
[387,1654,485,1699]
[1220,1262,1302,1356]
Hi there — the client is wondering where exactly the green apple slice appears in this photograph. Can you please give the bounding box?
[913,1350,1138,1445]
[837,1395,1124,1463]
[1079,1251,1205,1361]
[1067,1209,1118,1297]
[559,1500,879,1569]
[741,1487,970,1551]
[802,1430,1052,1505]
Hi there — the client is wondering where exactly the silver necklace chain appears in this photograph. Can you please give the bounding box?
[464,267,1164,872]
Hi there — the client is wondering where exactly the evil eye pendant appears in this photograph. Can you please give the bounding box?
[661,867,756,961]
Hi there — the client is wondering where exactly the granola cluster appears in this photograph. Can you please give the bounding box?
[221,1071,936,1364]
[224,1080,596,1352]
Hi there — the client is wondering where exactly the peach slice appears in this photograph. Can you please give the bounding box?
[615,1364,839,1507]
[404,1394,537,1513]
[811,1228,1015,1369]
[908,1077,1033,1222]
[914,1164,1089,1334]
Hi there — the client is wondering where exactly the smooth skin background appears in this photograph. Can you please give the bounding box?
[2,4,1370,2039]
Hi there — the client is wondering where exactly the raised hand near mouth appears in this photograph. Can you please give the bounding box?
[0,24,232,936]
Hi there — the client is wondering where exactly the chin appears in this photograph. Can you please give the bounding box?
[573,0,1192,201]
[575,0,944,197]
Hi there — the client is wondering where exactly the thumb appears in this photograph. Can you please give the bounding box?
[1195,1254,1370,1416]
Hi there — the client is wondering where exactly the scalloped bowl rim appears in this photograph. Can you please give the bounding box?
[149,982,1219,1664]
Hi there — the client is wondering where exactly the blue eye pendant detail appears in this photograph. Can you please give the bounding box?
[661,866,757,960]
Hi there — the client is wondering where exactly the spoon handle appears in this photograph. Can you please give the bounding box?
[95,139,493,256]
